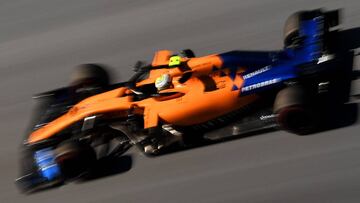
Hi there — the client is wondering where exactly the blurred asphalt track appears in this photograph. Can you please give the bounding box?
[0,0,360,202]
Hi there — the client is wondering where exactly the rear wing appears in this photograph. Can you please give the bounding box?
[323,9,340,28]
[293,9,340,62]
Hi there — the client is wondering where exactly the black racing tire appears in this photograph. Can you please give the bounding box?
[284,10,324,48]
[274,86,316,135]
[54,141,96,178]
[273,86,306,113]
[283,11,304,48]
[70,64,110,88]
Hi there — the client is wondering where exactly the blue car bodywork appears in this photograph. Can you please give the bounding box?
[17,9,356,193]
[219,16,325,96]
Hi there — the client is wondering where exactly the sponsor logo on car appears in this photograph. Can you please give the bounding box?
[242,66,270,79]
[241,78,280,92]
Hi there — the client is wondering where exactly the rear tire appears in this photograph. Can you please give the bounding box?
[284,10,325,48]
[283,11,304,48]
[274,86,317,135]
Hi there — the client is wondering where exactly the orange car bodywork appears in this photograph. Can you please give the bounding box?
[28,50,259,144]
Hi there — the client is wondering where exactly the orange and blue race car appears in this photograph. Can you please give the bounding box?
[16,9,359,192]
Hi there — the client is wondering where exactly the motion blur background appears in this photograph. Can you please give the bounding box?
[0,0,360,202]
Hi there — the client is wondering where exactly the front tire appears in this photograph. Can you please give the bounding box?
[70,64,110,88]
[54,141,96,178]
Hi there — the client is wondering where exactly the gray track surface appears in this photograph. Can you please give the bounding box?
[1,0,360,202]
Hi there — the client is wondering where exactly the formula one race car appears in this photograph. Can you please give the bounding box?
[16,9,359,192]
